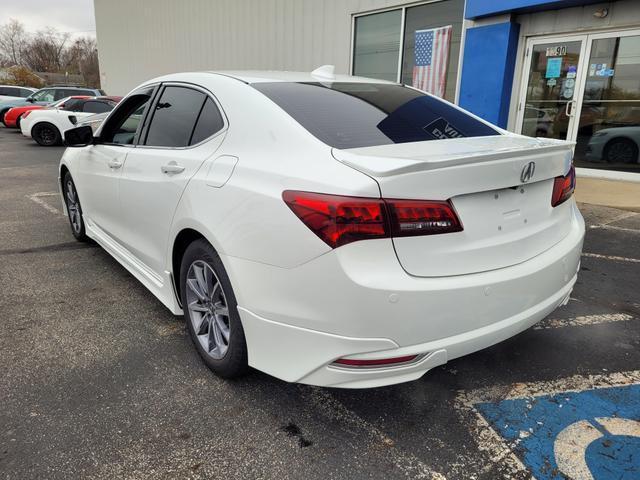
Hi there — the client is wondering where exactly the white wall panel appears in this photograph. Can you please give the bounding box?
[94,0,410,94]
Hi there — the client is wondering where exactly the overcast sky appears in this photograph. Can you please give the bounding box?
[0,0,96,38]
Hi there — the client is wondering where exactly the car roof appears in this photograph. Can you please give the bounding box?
[206,70,397,85]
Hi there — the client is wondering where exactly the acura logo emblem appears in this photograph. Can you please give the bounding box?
[521,161,536,183]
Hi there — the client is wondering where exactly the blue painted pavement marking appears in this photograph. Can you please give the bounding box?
[475,384,640,479]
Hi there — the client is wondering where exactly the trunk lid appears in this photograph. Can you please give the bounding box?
[333,135,575,277]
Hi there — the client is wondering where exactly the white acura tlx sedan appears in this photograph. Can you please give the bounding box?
[59,68,584,388]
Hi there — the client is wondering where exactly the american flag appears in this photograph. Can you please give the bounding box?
[412,25,453,98]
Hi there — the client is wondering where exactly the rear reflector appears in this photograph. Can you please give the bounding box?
[283,191,463,248]
[551,165,576,207]
[333,355,418,368]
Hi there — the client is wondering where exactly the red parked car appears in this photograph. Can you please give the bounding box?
[4,96,91,128]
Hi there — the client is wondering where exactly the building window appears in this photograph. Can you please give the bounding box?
[352,9,402,82]
[352,0,464,102]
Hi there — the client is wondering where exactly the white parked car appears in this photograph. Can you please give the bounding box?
[0,85,36,102]
[59,69,584,388]
[23,96,118,146]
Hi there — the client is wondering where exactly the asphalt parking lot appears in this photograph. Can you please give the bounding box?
[0,126,638,480]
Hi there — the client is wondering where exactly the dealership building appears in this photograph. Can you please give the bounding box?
[95,0,640,187]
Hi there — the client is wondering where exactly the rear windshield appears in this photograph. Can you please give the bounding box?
[253,82,499,149]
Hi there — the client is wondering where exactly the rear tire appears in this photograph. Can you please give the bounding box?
[0,109,9,126]
[33,122,62,146]
[180,239,249,379]
[16,114,23,129]
[62,172,89,242]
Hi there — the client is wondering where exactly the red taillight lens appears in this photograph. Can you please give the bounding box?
[282,191,387,248]
[551,165,576,207]
[386,200,463,237]
[333,355,418,368]
[283,191,463,248]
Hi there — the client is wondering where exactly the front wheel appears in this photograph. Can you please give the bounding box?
[32,122,62,146]
[180,239,249,379]
[63,172,88,242]
[603,138,639,164]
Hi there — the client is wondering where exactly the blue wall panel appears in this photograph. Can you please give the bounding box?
[459,22,520,128]
[466,0,606,19]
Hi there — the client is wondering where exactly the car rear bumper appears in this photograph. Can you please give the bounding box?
[227,203,585,388]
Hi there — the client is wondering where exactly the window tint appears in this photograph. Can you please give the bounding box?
[21,88,33,97]
[0,87,8,95]
[144,86,206,147]
[83,100,113,114]
[100,87,155,145]
[253,82,499,149]
[190,97,224,145]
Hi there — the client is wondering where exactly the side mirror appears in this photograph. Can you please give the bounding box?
[64,125,96,147]
[26,97,34,103]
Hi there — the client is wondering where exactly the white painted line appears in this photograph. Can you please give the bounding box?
[299,386,447,479]
[594,210,639,227]
[27,192,61,215]
[534,313,634,330]
[456,370,640,479]
[581,252,640,263]
[590,224,640,234]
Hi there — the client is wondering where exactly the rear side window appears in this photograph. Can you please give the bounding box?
[253,82,499,149]
[83,101,113,114]
[190,97,224,145]
[20,88,33,97]
[144,86,206,147]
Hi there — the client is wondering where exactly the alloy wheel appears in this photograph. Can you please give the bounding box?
[65,180,82,234]
[39,126,56,145]
[185,260,231,359]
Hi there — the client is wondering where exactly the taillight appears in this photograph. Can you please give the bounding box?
[551,165,576,207]
[386,200,463,237]
[282,191,463,248]
[282,191,387,248]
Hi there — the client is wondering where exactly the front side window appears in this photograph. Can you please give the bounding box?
[144,86,206,147]
[253,82,498,149]
[20,88,33,97]
[100,87,155,145]
[31,89,55,102]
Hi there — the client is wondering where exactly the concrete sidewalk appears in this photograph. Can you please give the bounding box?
[575,177,640,212]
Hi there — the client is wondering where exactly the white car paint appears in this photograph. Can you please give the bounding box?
[59,71,585,388]
[21,103,99,140]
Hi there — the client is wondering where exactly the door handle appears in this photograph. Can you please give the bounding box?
[108,159,122,169]
[161,163,185,174]
[565,100,576,117]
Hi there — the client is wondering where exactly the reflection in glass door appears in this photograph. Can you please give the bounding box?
[519,39,586,140]
[574,32,640,173]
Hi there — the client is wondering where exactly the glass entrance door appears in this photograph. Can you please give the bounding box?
[574,31,640,173]
[518,37,588,141]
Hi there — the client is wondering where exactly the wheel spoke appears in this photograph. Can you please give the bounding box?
[210,318,224,351]
[186,278,206,302]
[188,300,208,313]
[193,264,208,296]
[213,301,228,318]
[215,315,230,343]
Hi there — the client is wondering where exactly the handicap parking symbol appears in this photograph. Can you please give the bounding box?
[475,383,640,479]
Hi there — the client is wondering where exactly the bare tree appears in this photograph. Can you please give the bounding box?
[22,27,70,73]
[0,19,28,66]
[63,37,100,87]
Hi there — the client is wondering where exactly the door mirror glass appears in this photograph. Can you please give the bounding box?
[65,125,95,147]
